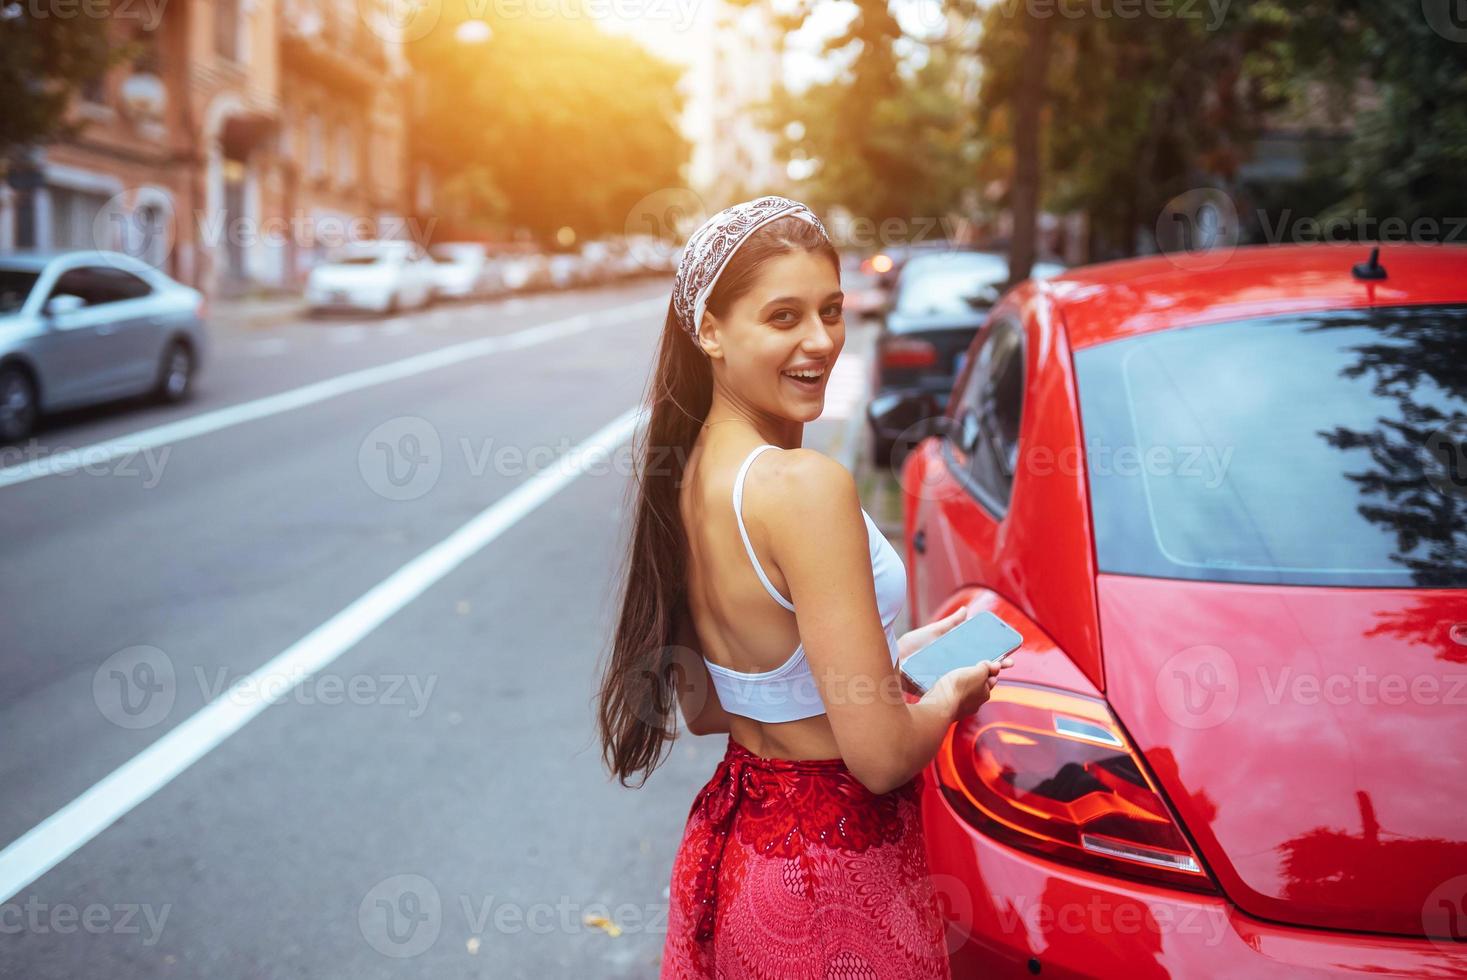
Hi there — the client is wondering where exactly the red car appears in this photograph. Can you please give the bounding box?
[891,243,1467,976]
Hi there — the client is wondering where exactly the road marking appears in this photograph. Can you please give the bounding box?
[0,404,648,903]
[0,297,663,490]
[382,321,411,336]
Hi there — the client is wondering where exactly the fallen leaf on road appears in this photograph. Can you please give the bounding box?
[584,914,622,937]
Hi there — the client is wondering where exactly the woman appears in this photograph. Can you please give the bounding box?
[595,196,1012,978]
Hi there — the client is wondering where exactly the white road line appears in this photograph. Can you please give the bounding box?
[0,404,648,903]
[382,321,411,336]
[0,297,663,490]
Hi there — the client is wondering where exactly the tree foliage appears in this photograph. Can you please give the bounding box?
[1262,0,1467,225]
[0,1,123,170]
[750,0,977,233]
[408,9,688,242]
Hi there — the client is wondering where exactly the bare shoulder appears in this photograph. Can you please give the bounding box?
[747,447,862,534]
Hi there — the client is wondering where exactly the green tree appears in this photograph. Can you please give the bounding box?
[0,2,123,172]
[408,9,688,243]
[977,1,1285,262]
[1261,0,1467,230]
[751,0,977,243]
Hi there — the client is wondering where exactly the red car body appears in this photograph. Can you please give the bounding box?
[898,243,1467,976]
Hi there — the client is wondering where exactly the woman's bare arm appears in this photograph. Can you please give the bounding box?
[755,449,966,794]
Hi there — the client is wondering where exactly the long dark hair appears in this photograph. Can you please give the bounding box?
[595,214,841,787]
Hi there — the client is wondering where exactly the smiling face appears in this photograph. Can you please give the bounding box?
[698,249,845,424]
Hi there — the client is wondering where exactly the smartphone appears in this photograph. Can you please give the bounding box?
[899,610,1023,695]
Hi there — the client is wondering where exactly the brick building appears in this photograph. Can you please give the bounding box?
[0,0,420,297]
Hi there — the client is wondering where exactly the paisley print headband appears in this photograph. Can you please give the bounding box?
[671,195,830,348]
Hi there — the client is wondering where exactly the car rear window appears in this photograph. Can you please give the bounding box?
[1074,303,1467,588]
[895,254,1009,315]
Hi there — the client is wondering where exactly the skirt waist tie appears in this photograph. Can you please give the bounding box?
[687,751,768,942]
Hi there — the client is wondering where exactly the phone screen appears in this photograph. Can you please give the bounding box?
[899,610,1023,694]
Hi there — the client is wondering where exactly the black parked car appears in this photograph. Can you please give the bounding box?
[866,249,1064,466]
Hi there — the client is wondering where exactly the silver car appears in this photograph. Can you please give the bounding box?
[0,250,208,442]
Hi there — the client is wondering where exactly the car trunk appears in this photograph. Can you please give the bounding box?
[1099,573,1467,937]
[877,312,986,391]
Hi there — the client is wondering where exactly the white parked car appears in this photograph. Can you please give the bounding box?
[305,241,436,315]
[428,242,502,301]
[546,252,587,290]
[498,253,549,293]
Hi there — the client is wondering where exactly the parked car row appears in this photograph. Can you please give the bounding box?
[0,232,684,442]
[865,246,1066,465]
[304,235,681,316]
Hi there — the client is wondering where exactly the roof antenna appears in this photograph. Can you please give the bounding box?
[1352,246,1387,281]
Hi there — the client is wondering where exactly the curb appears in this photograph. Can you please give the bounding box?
[210,302,308,332]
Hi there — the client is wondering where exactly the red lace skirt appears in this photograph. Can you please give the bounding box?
[659,735,953,979]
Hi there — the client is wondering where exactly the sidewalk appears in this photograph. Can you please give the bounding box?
[208,293,308,332]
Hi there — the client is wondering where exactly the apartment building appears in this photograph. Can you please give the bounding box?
[0,0,417,296]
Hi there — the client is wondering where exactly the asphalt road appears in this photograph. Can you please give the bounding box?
[0,275,885,978]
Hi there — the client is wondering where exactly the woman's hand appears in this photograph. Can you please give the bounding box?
[896,604,972,664]
[902,605,1018,718]
[929,655,1015,720]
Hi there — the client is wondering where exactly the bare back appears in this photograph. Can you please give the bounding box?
[679,435,843,759]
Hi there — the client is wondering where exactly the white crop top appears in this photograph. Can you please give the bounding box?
[701,443,908,723]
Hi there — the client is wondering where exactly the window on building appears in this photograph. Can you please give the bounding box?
[48,187,112,251]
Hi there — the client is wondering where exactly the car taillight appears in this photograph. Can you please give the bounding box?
[937,681,1215,893]
[880,337,938,370]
